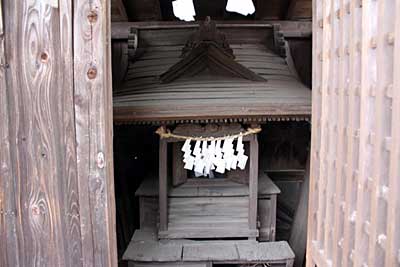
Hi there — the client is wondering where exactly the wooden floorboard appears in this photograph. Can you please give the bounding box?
[123,229,295,265]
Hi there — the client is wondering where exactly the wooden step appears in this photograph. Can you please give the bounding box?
[123,229,295,266]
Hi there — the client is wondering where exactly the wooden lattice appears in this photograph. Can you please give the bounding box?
[307,0,400,266]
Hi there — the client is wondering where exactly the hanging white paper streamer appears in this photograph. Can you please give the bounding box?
[172,0,196,21]
[193,140,201,156]
[237,154,248,170]
[184,155,195,170]
[180,135,250,177]
[182,138,191,152]
[226,0,255,16]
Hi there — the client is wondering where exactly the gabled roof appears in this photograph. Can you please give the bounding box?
[160,17,265,83]
[113,22,311,125]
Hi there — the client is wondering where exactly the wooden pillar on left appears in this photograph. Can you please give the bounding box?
[159,138,168,232]
[248,134,259,234]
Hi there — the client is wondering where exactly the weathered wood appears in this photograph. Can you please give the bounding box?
[172,143,187,186]
[289,154,310,266]
[112,41,129,91]
[113,31,311,124]
[248,135,259,232]
[164,196,252,239]
[169,180,249,197]
[236,241,295,263]
[0,1,19,265]
[2,0,118,265]
[2,0,85,266]
[160,19,265,83]
[73,0,117,265]
[111,21,312,39]
[139,197,158,229]
[159,139,168,232]
[125,242,183,262]
[124,229,294,265]
[308,0,400,266]
[385,1,400,266]
[183,243,239,261]
[131,263,210,267]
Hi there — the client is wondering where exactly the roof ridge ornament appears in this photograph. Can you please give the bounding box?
[160,17,266,83]
[181,16,233,58]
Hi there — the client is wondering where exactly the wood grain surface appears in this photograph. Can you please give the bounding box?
[1,0,117,266]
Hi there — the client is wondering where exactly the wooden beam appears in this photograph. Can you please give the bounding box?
[111,21,312,39]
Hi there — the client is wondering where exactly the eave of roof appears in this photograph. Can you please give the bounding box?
[113,27,311,125]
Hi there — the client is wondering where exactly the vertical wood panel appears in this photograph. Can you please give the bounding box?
[331,0,347,265]
[1,0,117,265]
[308,0,400,266]
[73,0,117,266]
[385,1,400,266]
[248,135,259,231]
[0,0,19,265]
[306,0,323,264]
[159,139,168,232]
[2,0,84,266]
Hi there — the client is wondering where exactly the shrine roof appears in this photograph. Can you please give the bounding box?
[113,24,311,125]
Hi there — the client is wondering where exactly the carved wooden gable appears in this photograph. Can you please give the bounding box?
[160,17,266,83]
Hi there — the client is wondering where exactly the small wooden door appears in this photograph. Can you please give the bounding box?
[307,0,400,267]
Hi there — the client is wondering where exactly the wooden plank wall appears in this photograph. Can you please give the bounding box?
[0,0,117,266]
[307,0,400,266]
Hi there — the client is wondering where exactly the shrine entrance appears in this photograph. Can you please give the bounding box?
[111,3,312,266]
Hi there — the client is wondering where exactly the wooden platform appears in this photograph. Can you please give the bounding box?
[136,174,281,241]
[135,174,280,198]
[161,180,254,239]
[123,229,295,266]
[169,179,249,197]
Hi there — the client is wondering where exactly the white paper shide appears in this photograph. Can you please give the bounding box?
[181,135,248,177]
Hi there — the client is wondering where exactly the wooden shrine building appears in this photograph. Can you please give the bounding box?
[3,0,400,267]
[115,18,311,266]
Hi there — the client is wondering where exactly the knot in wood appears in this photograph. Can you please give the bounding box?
[370,37,377,49]
[87,11,98,23]
[87,66,97,79]
[31,205,40,215]
[40,52,49,63]
[387,32,395,45]
[96,152,105,169]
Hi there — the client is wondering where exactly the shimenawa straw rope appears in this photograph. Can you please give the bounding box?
[156,126,261,141]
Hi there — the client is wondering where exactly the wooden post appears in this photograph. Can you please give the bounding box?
[248,135,259,233]
[159,139,168,232]
[172,142,188,186]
